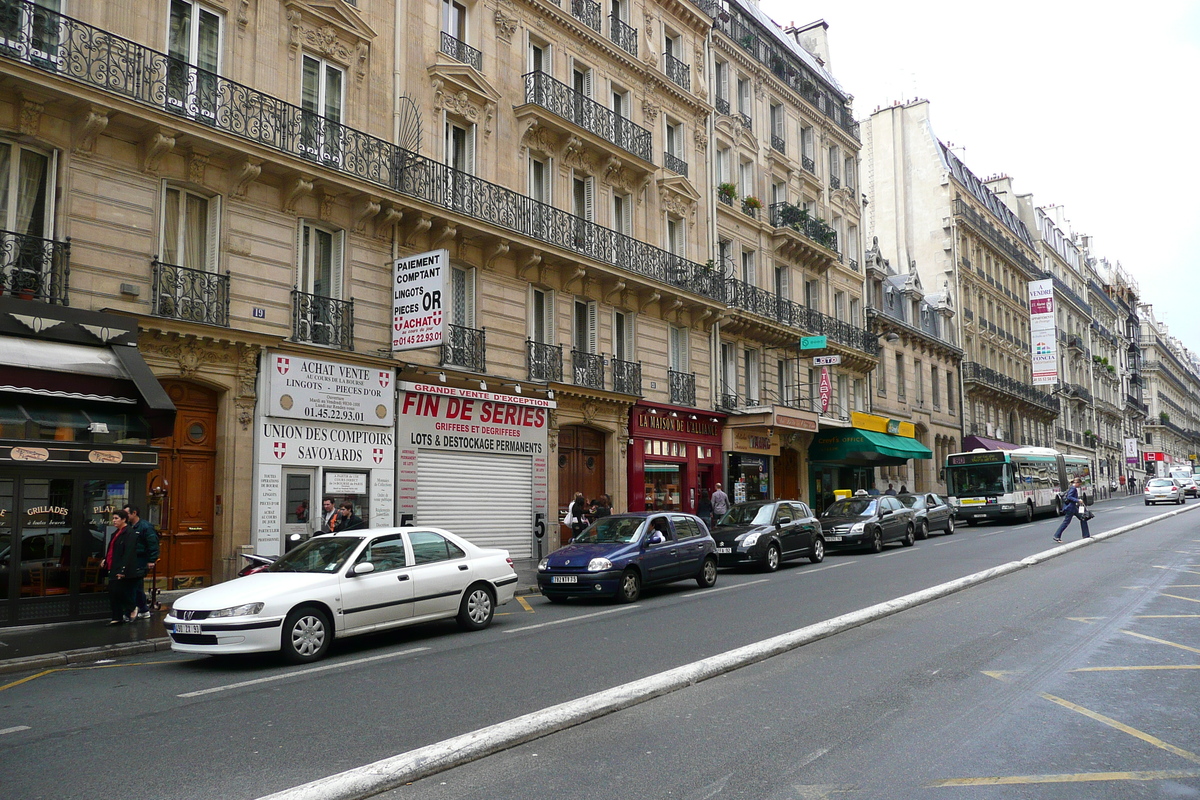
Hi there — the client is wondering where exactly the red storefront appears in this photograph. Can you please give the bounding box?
[628,402,725,515]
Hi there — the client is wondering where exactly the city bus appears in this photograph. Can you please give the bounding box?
[944,446,1091,525]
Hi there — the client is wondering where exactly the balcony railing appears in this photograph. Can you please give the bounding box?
[718,391,739,412]
[524,71,652,163]
[441,324,486,372]
[292,290,353,350]
[768,202,838,252]
[801,154,815,173]
[725,278,878,355]
[571,350,604,389]
[527,340,562,383]
[953,199,1037,275]
[612,358,641,395]
[663,151,688,177]
[770,134,785,154]
[440,31,482,72]
[738,111,753,130]
[741,200,759,219]
[571,0,601,31]
[0,3,727,308]
[829,174,841,190]
[717,190,733,207]
[608,14,637,56]
[0,228,69,305]
[151,260,229,327]
[726,277,778,320]
[962,361,1059,413]
[663,51,690,91]
[715,97,730,115]
[669,369,696,406]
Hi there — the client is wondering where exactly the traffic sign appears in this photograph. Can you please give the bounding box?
[800,336,827,350]
[812,355,841,366]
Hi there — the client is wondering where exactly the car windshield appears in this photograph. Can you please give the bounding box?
[822,498,877,518]
[269,537,363,573]
[1149,479,1174,487]
[896,495,926,509]
[573,517,645,544]
[718,503,773,526]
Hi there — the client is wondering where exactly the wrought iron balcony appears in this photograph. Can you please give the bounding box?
[669,369,696,406]
[738,111,753,130]
[608,14,637,56]
[829,175,841,190]
[718,391,739,412]
[663,52,690,91]
[151,260,229,327]
[613,358,641,395]
[664,151,688,177]
[292,290,353,350]
[571,0,601,31]
[715,97,730,115]
[442,324,486,372]
[440,31,482,71]
[801,155,815,173]
[717,190,734,207]
[768,202,838,252]
[527,340,562,383]
[726,277,778,320]
[953,199,1037,275]
[572,350,604,389]
[0,228,69,305]
[523,71,653,164]
[770,134,785,154]
[741,199,759,219]
[962,361,1059,414]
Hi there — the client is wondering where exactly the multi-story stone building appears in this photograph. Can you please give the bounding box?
[1083,251,1130,492]
[1138,305,1200,475]
[860,100,1059,454]
[1100,260,1149,487]
[863,241,961,494]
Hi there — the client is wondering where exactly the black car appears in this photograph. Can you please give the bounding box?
[711,500,824,572]
[819,495,916,553]
[896,493,956,539]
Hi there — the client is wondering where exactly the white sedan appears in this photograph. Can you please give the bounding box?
[166,528,519,662]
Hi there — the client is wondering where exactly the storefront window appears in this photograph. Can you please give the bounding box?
[0,478,12,598]
[644,464,681,510]
[83,479,131,595]
[324,471,369,528]
[18,478,71,598]
[729,454,769,503]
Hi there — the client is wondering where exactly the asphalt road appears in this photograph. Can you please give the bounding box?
[0,497,1194,800]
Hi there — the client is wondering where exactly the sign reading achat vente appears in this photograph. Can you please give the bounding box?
[267,352,395,427]
[393,249,448,352]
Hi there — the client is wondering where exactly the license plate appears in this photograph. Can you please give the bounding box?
[825,536,842,542]
[715,547,732,554]
[973,514,986,518]
[551,575,578,584]
[176,623,202,634]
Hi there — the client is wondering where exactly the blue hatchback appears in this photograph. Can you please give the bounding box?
[537,512,718,603]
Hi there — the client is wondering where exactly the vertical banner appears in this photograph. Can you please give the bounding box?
[1027,279,1058,386]
[396,447,418,526]
[1124,437,1140,465]
[532,455,548,557]
[392,249,449,352]
[819,367,831,413]
[254,464,282,555]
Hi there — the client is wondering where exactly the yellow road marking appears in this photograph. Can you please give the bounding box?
[0,659,172,693]
[981,670,1019,682]
[1068,617,1103,623]
[1040,693,1200,764]
[1162,593,1200,604]
[0,669,57,693]
[1122,629,1200,655]
[516,595,534,613]
[1072,665,1200,672]
[931,769,1200,787]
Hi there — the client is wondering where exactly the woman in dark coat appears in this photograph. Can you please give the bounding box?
[105,510,140,624]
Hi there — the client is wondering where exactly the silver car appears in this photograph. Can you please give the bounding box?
[1144,478,1184,506]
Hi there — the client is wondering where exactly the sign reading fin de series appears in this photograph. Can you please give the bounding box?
[393,249,448,351]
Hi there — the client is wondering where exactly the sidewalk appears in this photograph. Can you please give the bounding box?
[0,559,541,675]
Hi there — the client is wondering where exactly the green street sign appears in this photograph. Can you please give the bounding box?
[800,336,827,350]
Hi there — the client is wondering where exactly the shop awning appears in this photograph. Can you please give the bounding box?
[1,336,176,437]
[808,427,933,466]
[962,435,1018,452]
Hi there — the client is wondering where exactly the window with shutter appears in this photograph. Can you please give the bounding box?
[720,342,736,396]
[669,325,688,372]
[450,265,475,327]
[614,310,635,361]
[745,349,760,404]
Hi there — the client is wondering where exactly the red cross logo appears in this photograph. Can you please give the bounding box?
[273,441,287,459]
[373,448,384,464]
[378,371,391,388]
[276,357,290,375]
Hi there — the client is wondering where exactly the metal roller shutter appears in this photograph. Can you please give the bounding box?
[417,450,533,558]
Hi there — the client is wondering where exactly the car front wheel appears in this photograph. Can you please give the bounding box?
[762,543,780,572]
[867,527,884,554]
[696,557,718,588]
[617,568,641,603]
[901,524,915,547]
[916,520,929,540]
[946,516,956,534]
[809,536,825,563]
[281,606,332,664]
[457,584,495,631]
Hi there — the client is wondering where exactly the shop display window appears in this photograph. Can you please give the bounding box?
[644,463,681,510]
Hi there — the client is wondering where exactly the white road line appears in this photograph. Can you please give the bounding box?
[1016,524,1033,529]
[876,548,918,558]
[679,579,769,599]
[504,605,639,634]
[979,530,1007,537]
[932,539,960,546]
[792,562,850,576]
[0,725,30,735]
[177,647,429,698]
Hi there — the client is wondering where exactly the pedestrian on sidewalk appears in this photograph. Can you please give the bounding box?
[568,492,589,537]
[1053,477,1090,543]
[105,510,139,624]
[710,483,730,523]
[123,505,158,617]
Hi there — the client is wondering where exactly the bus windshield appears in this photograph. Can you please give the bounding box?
[947,463,1012,497]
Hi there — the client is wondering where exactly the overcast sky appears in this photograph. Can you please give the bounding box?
[760,0,1200,353]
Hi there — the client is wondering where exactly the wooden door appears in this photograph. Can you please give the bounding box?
[557,426,607,538]
[777,448,799,499]
[154,382,218,589]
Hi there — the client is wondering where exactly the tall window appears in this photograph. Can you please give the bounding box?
[167,0,221,120]
[529,286,554,345]
[573,298,597,354]
[301,55,343,163]
[1,0,62,61]
[946,370,955,414]
[804,279,820,311]
[572,173,594,221]
[774,265,787,300]
[714,61,729,107]
[0,141,52,242]
[744,348,760,405]
[298,221,343,299]
[778,357,797,405]
[612,191,631,235]
[445,120,475,173]
[850,297,861,325]
[843,156,856,190]
[837,374,848,417]
[669,325,688,373]
[716,146,731,186]
[612,86,629,119]
[449,265,475,328]
[770,103,784,142]
[528,155,550,203]
[613,310,634,362]
[834,291,845,321]
[800,126,814,165]
[915,359,924,403]
[853,378,865,412]
[740,249,755,285]
[528,39,548,73]
[738,160,754,200]
[736,76,751,118]
[808,367,820,412]
[720,341,737,399]
[895,352,905,400]
[828,145,840,185]
[161,184,218,271]
[931,366,940,409]
[717,239,733,272]
[442,0,467,41]
[666,217,683,256]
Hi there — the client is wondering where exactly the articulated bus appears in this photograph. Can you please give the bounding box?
[944,447,1093,525]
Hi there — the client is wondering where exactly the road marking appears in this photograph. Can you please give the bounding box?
[1161,593,1200,604]
[791,562,850,576]
[1122,630,1200,655]
[931,769,1200,787]
[932,539,960,546]
[177,647,429,698]
[1040,693,1200,764]
[1168,585,1200,588]
[0,725,30,735]
[1071,665,1200,673]
[503,605,638,634]
[1016,524,1033,529]
[516,596,534,613]
[0,669,56,693]
[981,670,1020,682]
[876,548,918,558]
[679,579,769,599]
[978,530,1006,537]
[1068,617,1104,624]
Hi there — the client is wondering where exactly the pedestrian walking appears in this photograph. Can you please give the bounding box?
[1053,477,1090,543]
[710,483,730,522]
[334,501,366,531]
[123,505,158,616]
[697,488,713,529]
[104,510,139,625]
[568,492,589,537]
[319,497,337,533]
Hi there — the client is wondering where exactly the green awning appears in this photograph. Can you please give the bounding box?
[807,428,933,466]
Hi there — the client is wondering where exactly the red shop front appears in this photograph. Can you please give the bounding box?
[628,402,725,515]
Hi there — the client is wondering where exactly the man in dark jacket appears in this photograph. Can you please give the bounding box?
[1053,477,1090,542]
[335,502,366,531]
[124,505,158,616]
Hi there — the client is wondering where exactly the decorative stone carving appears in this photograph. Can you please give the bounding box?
[521,119,556,157]
[235,343,260,430]
[642,14,656,67]
[484,239,510,271]
[547,409,559,452]
[641,97,660,126]
[582,400,599,425]
[230,157,262,199]
[17,95,42,137]
[405,213,432,247]
[142,129,176,174]
[283,174,314,214]
[562,136,593,173]
[319,188,337,221]
[659,185,696,225]
[356,42,369,85]
[494,0,518,44]
[693,123,708,153]
[374,205,403,240]
[237,0,250,28]
[352,195,381,234]
[432,78,494,138]
[187,150,210,185]
[72,107,109,155]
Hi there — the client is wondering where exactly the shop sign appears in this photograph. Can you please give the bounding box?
[851,412,916,439]
[801,336,828,350]
[325,472,368,494]
[398,384,550,455]
[254,466,282,552]
[1124,437,1140,465]
[88,450,123,464]
[773,412,818,432]
[633,411,720,438]
[392,249,448,351]
[1144,451,1167,462]
[1028,279,1058,386]
[726,428,780,456]
[812,355,840,366]
[267,352,394,427]
[11,446,48,462]
[259,420,395,468]
[819,367,831,413]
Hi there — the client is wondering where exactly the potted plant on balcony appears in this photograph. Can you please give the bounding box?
[742,195,762,212]
[1160,411,1170,424]
[717,182,737,203]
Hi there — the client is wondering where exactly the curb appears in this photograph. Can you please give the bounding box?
[257,501,1200,800]
[0,638,175,676]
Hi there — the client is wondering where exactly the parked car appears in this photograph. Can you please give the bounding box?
[166,528,518,663]
[537,512,717,603]
[896,493,956,539]
[1145,478,1185,505]
[819,495,916,553]
[1174,475,1199,498]
[711,500,824,571]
